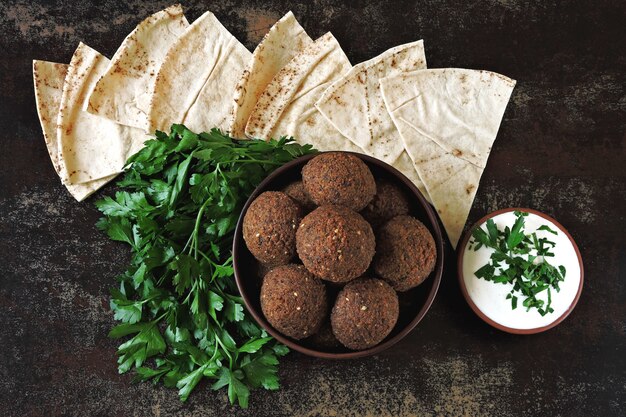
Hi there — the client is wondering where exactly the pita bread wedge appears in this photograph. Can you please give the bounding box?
[314,40,429,200]
[229,11,312,138]
[381,68,516,247]
[87,4,189,130]
[393,151,431,201]
[315,40,426,163]
[147,11,251,134]
[245,33,354,152]
[57,43,149,184]
[33,60,115,201]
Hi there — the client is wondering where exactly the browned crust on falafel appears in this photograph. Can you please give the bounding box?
[243,191,302,266]
[282,180,316,213]
[373,215,436,291]
[296,205,375,283]
[307,321,342,349]
[331,277,399,350]
[260,264,327,339]
[360,180,410,228]
[301,152,376,211]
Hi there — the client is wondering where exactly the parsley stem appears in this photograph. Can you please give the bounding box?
[182,281,198,305]
[215,334,233,369]
[198,250,216,266]
[219,158,283,165]
[152,311,168,323]
[209,339,220,362]
[216,165,237,201]
[184,197,212,258]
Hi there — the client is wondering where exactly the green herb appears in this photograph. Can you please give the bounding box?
[469,211,566,315]
[96,125,316,407]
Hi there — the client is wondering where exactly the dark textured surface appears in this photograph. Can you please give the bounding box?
[0,0,624,415]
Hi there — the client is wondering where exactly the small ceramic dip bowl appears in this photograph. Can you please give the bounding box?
[458,208,584,334]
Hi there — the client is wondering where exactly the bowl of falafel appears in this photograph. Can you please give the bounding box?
[233,152,444,358]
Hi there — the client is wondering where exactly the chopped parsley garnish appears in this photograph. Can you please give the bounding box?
[468,211,566,316]
[96,125,316,407]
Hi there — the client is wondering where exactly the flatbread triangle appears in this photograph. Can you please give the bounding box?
[33,59,115,201]
[229,11,312,138]
[87,4,189,130]
[381,68,515,247]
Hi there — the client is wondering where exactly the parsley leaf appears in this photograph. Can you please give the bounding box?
[470,211,566,315]
[97,126,316,407]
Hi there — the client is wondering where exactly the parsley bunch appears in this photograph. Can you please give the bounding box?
[96,125,316,407]
[469,211,566,315]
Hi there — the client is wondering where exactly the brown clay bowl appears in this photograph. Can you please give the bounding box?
[457,207,584,334]
[233,152,444,359]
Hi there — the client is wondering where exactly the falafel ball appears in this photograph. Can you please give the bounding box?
[282,181,316,212]
[360,180,410,228]
[307,321,342,350]
[296,205,375,283]
[255,262,273,279]
[331,278,399,350]
[373,215,436,291]
[301,152,376,211]
[250,262,274,290]
[260,264,327,339]
[243,191,302,266]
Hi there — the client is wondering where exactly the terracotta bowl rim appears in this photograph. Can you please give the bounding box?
[457,207,584,335]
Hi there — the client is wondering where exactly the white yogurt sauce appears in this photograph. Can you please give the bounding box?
[462,211,581,330]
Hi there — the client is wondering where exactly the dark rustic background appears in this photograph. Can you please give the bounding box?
[1,1,624,416]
